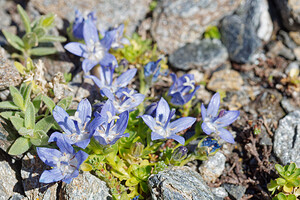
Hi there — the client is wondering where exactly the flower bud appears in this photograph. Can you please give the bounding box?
[131,142,144,158]
[171,146,188,163]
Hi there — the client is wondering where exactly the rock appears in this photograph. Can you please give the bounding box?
[290,31,300,45]
[278,30,298,49]
[207,69,244,92]
[211,187,228,200]
[195,86,212,105]
[236,0,273,42]
[220,15,261,63]
[151,0,242,54]
[0,151,24,199]
[274,110,300,166]
[169,39,228,71]
[30,0,151,35]
[0,48,22,91]
[0,0,14,45]
[21,153,58,200]
[267,41,295,60]
[274,0,300,31]
[223,183,247,200]
[199,152,226,183]
[293,47,300,61]
[188,69,204,83]
[281,97,299,113]
[148,166,215,200]
[223,89,251,110]
[59,172,111,200]
[285,61,300,75]
[0,117,19,152]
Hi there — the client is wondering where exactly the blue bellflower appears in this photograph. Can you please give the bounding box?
[168,73,200,106]
[72,10,96,39]
[200,137,221,155]
[50,99,96,149]
[102,87,145,113]
[65,19,117,73]
[86,64,137,96]
[144,59,161,83]
[201,93,240,144]
[93,100,129,145]
[108,24,130,49]
[37,137,88,183]
[141,97,196,144]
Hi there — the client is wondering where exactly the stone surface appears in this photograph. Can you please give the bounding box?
[293,47,300,61]
[274,110,300,166]
[31,0,151,36]
[0,0,14,46]
[151,0,241,54]
[267,41,295,60]
[0,151,24,200]
[0,48,22,91]
[235,0,273,42]
[21,153,58,200]
[207,69,244,92]
[59,172,112,200]
[278,31,298,49]
[220,15,261,63]
[290,31,300,45]
[211,187,228,200]
[169,39,228,71]
[148,166,215,200]
[199,152,226,183]
[223,183,247,200]
[274,0,300,31]
[281,97,299,113]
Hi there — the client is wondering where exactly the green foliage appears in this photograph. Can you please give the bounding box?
[268,163,300,199]
[204,26,221,39]
[2,4,66,60]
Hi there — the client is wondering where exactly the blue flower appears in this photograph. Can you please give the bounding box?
[141,98,196,144]
[144,59,161,83]
[72,10,96,39]
[107,24,130,49]
[144,102,158,117]
[102,87,145,113]
[86,63,137,96]
[93,100,129,145]
[200,137,221,155]
[65,19,117,73]
[50,99,96,149]
[201,93,240,144]
[37,137,88,183]
[168,73,200,106]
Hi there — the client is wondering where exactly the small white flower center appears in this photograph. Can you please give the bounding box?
[69,111,82,124]
[87,39,105,61]
[53,153,78,175]
[204,118,218,132]
[106,111,119,123]
[183,76,195,90]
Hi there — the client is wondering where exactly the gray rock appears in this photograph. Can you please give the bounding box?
[21,153,58,200]
[285,61,300,75]
[9,193,27,200]
[211,187,228,200]
[274,110,300,166]
[281,97,299,113]
[148,166,215,200]
[223,183,247,200]
[169,39,228,71]
[278,30,298,49]
[220,15,261,63]
[0,0,14,45]
[274,0,300,31]
[290,31,300,46]
[267,41,295,60]
[0,152,24,200]
[235,0,273,42]
[293,47,300,61]
[151,0,242,54]
[30,0,151,36]
[199,152,226,183]
[59,172,112,200]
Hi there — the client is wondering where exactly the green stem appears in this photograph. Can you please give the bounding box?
[180,155,196,166]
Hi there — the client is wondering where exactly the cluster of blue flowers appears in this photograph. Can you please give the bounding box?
[37,9,240,185]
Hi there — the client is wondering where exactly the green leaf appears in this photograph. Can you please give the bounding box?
[23,83,32,109]
[2,30,24,51]
[18,127,34,137]
[291,168,300,178]
[25,102,35,129]
[275,164,284,174]
[33,27,46,38]
[287,195,296,200]
[0,111,15,119]
[287,163,296,173]
[17,4,31,33]
[23,32,38,49]
[30,47,56,56]
[125,177,140,187]
[40,14,55,28]
[10,116,24,131]
[0,101,19,110]
[14,61,25,74]
[57,96,73,110]
[42,95,55,114]
[9,86,24,110]
[140,181,149,193]
[276,178,286,186]
[34,115,54,133]
[277,193,287,200]
[39,35,66,43]
[8,137,31,155]
[32,95,42,114]
[31,130,49,146]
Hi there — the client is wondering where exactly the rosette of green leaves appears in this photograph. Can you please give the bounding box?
[2,5,66,60]
[268,163,300,200]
